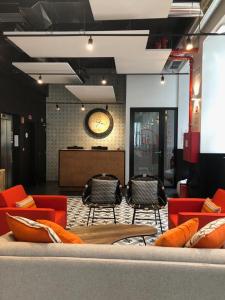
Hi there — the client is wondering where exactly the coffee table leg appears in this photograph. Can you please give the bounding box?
[142,236,147,246]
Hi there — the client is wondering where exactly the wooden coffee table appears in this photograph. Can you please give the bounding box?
[69,224,157,244]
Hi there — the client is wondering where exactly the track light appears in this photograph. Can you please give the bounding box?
[101,77,107,85]
[86,36,93,51]
[160,75,165,85]
[81,104,85,111]
[37,74,43,84]
[186,37,193,51]
[56,104,60,111]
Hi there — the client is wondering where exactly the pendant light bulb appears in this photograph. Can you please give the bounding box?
[186,37,193,51]
[56,104,60,111]
[81,104,85,111]
[87,36,93,51]
[101,77,107,85]
[37,74,43,85]
[160,75,165,85]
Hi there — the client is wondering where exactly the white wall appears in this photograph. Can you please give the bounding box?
[125,75,182,181]
[177,63,190,149]
[201,36,225,153]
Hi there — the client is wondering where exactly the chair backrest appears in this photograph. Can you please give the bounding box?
[213,189,225,213]
[127,175,167,207]
[0,185,27,207]
[83,174,122,205]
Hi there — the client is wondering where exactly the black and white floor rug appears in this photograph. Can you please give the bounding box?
[67,197,168,246]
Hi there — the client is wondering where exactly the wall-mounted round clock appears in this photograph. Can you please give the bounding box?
[84,108,114,138]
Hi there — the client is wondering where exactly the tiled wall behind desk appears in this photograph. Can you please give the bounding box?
[46,86,125,180]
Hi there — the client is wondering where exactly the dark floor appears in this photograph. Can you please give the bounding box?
[26,181,178,197]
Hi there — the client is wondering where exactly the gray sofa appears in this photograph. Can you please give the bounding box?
[1,233,225,300]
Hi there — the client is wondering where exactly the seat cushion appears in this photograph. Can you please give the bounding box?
[213,189,225,213]
[91,178,118,204]
[131,180,158,205]
[55,210,67,228]
[169,214,178,228]
[0,185,27,207]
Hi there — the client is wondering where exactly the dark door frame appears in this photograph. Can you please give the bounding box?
[130,107,178,186]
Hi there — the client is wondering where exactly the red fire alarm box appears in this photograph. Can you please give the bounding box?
[183,132,200,163]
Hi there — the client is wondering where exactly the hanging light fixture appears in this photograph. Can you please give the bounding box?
[101,77,107,85]
[37,74,43,84]
[81,104,85,111]
[186,36,193,51]
[56,104,60,111]
[105,104,109,110]
[86,36,93,51]
[160,74,165,85]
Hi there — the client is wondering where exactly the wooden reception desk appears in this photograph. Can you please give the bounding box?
[59,149,125,188]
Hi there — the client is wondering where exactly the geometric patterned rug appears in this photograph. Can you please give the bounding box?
[67,197,168,246]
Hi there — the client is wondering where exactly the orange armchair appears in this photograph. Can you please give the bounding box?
[0,185,67,235]
[168,189,225,229]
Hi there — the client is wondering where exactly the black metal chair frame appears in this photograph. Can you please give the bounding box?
[82,174,123,226]
[126,175,167,233]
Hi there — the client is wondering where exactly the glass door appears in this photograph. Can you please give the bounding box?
[130,108,177,187]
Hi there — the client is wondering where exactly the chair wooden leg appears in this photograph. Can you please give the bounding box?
[157,208,163,233]
[132,208,136,224]
[91,207,95,225]
[87,207,92,226]
[154,209,158,225]
[113,207,116,224]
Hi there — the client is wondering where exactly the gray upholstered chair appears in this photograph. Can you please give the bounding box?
[126,174,167,233]
[82,174,122,226]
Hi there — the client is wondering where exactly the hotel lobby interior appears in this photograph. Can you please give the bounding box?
[1,0,225,299]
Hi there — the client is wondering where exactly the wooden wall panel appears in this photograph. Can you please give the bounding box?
[59,150,125,187]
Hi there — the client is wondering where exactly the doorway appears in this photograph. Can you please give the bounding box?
[0,114,13,187]
[130,108,177,187]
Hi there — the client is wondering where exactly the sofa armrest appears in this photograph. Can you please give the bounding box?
[168,198,205,214]
[32,195,67,211]
[0,207,55,220]
[178,212,225,229]
[0,208,55,235]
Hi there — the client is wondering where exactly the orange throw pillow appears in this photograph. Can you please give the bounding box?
[201,198,221,213]
[16,195,37,208]
[6,213,61,243]
[155,218,199,247]
[37,219,84,244]
[185,218,225,248]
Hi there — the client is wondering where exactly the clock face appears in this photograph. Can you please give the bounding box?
[84,108,114,138]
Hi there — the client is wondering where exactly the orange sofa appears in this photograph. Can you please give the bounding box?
[0,185,67,235]
[168,189,225,229]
